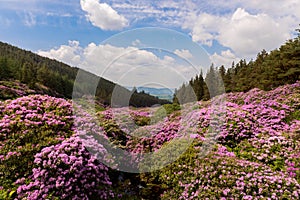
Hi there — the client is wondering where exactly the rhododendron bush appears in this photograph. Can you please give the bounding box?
[0,95,74,191]
[17,136,113,200]
[0,82,300,199]
[0,95,115,199]
[156,81,300,199]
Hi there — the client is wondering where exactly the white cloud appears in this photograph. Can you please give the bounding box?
[80,43,158,75]
[106,1,298,60]
[131,39,141,46]
[210,50,240,68]
[104,0,192,27]
[23,12,36,27]
[0,0,79,18]
[182,12,224,46]
[30,0,300,73]
[174,49,193,59]
[37,41,196,88]
[217,8,291,57]
[46,12,72,17]
[242,0,300,19]
[182,7,294,58]
[38,41,82,67]
[80,43,194,87]
[163,55,175,63]
[80,0,128,30]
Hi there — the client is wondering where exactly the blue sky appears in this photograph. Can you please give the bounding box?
[0,0,299,88]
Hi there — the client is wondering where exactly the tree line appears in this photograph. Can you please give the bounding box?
[174,26,300,104]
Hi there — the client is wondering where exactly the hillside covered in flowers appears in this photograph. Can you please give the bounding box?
[0,81,299,199]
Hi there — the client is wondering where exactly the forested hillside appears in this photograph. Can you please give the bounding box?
[174,27,300,103]
[0,41,170,106]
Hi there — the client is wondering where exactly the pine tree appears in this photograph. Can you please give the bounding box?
[205,64,219,98]
[21,62,36,88]
[0,57,10,80]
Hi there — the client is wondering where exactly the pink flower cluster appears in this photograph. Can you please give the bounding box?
[0,94,73,135]
[161,154,300,199]
[159,82,300,199]
[0,95,75,189]
[16,136,113,200]
[0,81,35,99]
[126,115,181,154]
[1,81,299,199]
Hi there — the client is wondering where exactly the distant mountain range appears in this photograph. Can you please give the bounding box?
[126,86,175,101]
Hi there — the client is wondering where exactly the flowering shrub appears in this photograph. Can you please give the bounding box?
[0,97,122,199]
[126,116,181,154]
[231,126,300,184]
[16,136,113,200]
[0,95,74,189]
[139,82,300,199]
[0,81,35,100]
[226,81,300,107]
[0,82,300,199]
[130,110,151,126]
[160,149,300,199]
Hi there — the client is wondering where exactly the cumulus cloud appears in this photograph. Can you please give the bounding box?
[210,50,240,68]
[37,41,196,88]
[242,0,300,19]
[174,49,193,59]
[183,7,293,58]
[80,43,195,87]
[182,13,224,46]
[80,43,158,74]
[217,8,291,57]
[38,41,82,67]
[36,0,300,82]
[80,0,128,30]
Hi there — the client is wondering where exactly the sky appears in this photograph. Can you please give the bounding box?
[0,0,299,88]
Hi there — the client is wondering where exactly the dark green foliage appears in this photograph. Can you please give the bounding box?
[20,62,36,88]
[151,103,181,124]
[0,41,170,107]
[174,65,225,103]
[0,57,10,80]
[222,30,300,92]
[173,71,205,103]
[174,26,300,102]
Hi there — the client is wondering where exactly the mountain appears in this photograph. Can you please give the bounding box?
[126,86,175,101]
[0,41,170,107]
